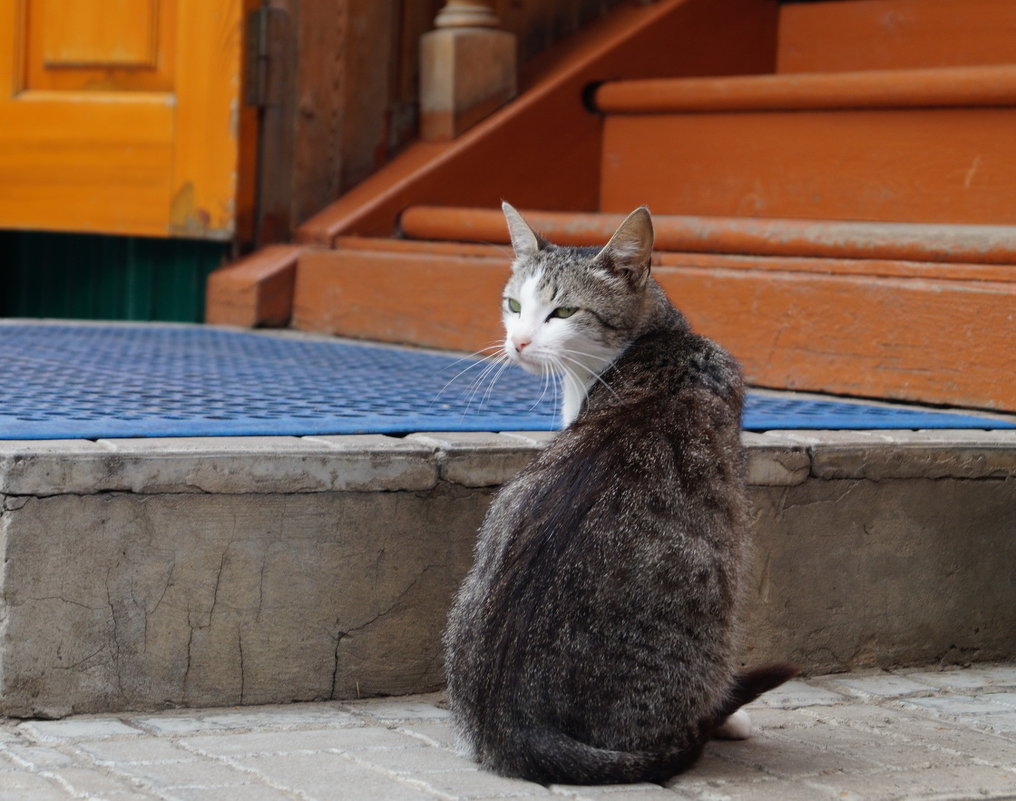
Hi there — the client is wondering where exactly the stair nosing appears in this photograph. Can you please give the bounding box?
[594,64,1016,114]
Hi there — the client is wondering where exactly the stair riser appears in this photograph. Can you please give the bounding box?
[292,249,508,352]
[779,0,1016,73]
[602,108,1016,225]
[292,248,1016,410]
[659,265,1015,410]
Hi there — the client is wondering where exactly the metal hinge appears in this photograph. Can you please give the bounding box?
[244,4,287,108]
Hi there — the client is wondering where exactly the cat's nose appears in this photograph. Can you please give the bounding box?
[512,336,531,353]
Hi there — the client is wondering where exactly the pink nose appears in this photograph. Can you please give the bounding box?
[512,336,531,353]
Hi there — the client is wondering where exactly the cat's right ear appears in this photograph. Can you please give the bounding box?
[502,202,548,263]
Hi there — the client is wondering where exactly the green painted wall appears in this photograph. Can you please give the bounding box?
[0,231,228,322]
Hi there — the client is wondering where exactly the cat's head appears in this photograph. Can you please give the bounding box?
[499,202,655,383]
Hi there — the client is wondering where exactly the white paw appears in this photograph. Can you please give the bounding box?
[714,709,752,740]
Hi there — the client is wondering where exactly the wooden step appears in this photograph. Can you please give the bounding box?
[594,66,1016,225]
[399,205,1016,269]
[290,237,1016,411]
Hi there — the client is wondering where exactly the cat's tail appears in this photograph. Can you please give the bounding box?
[717,663,799,719]
[490,666,800,786]
[492,726,706,786]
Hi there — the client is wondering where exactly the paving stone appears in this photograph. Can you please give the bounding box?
[978,712,1016,734]
[807,764,1016,801]
[229,752,436,800]
[762,717,957,771]
[20,718,144,742]
[394,720,460,750]
[675,776,842,801]
[0,667,1014,801]
[805,705,1016,765]
[163,786,302,801]
[182,726,422,757]
[75,737,199,764]
[97,791,165,801]
[110,758,257,790]
[552,784,686,800]
[0,769,76,797]
[820,672,939,698]
[717,734,884,778]
[43,765,143,795]
[139,703,363,733]
[345,693,452,721]
[2,744,78,769]
[410,768,555,798]
[898,695,1014,717]
[907,666,1016,691]
[745,682,850,709]
[736,707,819,732]
[988,692,1016,708]
[679,748,770,785]
[348,744,480,774]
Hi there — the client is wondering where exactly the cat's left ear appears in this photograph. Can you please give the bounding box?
[502,201,549,263]
[594,206,654,288]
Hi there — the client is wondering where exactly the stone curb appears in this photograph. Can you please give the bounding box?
[2,430,1014,497]
[0,436,440,496]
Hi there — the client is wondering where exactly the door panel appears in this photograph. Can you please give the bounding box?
[27,0,175,92]
[0,0,245,239]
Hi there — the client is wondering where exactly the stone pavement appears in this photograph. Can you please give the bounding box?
[1,665,1014,801]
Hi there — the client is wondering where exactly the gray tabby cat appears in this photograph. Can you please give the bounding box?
[443,203,795,785]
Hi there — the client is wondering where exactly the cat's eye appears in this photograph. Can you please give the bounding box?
[549,306,578,319]
[505,298,521,314]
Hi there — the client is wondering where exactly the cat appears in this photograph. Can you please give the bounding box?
[443,203,796,785]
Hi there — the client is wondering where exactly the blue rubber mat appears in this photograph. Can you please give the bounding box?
[0,324,1010,439]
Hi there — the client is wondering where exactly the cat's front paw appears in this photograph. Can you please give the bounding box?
[714,709,752,740]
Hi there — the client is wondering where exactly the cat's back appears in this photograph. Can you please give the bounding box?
[540,323,745,501]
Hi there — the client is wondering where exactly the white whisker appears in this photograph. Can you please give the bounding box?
[436,342,506,398]
[462,351,511,413]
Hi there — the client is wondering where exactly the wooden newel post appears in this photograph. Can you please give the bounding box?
[419,1,517,141]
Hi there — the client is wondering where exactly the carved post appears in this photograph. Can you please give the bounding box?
[419,1,517,141]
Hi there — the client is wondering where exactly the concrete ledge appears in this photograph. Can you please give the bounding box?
[0,436,439,496]
[1,430,1014,717]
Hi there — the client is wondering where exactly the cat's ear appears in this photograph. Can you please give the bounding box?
[502,201,548,262]
[594,206,654,287]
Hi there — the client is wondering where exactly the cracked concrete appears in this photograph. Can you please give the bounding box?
[0,431,1013,716]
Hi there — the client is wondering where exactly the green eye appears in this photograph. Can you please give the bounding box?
[550,307,578,319]
[505,298,521,313]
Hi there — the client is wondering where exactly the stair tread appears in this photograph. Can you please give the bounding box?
[398,206,1016,270]
[595,64,1016,113]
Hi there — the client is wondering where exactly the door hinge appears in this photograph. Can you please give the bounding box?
[244,4,287,108]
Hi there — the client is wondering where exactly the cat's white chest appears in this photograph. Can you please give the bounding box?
[561,381,585,427]
[560,372,597,427]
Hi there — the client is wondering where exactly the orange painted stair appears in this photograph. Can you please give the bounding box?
[594,65,1016,225]
[285,211,1016,411]
[398,206,1016,268]
[207,0,1016,412]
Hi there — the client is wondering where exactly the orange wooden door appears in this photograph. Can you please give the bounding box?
[0,0,248,239]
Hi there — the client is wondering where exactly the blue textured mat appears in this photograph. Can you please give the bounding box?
[0,324,1010,439]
